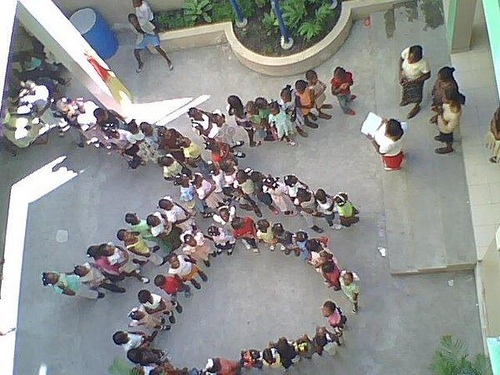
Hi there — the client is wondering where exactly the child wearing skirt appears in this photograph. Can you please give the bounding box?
[167,252,208,290]
[262,176,295,216]
[193,173,224,213]
[206,225,236,255]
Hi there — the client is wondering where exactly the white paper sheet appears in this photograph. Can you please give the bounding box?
[361,112,383,137]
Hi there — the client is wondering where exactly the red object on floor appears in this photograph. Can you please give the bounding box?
[364,17,371,28]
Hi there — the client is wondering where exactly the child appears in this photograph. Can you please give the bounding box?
[113,330,157,352]
[117,229,166,266]
[254,97,273,141]
[73,262,126,293]
[270,337,298,370]
[268,101,296,146]
[128,306,170,331]
[137,289,181,324]
[330,66,356,116]
[227,95,260,147]
[261,348,281,368]
[240,349,263,369]
[154,273,192,298]
[293,231,310,261]
[321,300,347,341]
[203,358,241,375]
[319,251,342,290]
[314,189,342,230]
[146,212,182,253]
[213,205,236,228]
[283,174,308,201]
[340,270,360,313]
[333,192,359,227]
[279,84,308,138]
[192,173,225,213]
[249,169,280,215]
[158,154,191,181]
[294,187,324,233]
[167,252,208,290]
[158,196,195,232]
[306,69,332,119]
[293,334,315,360]
[233,169,262,217]
[246,100,268,142]
[208,161,226,195]
[262,176,295,216]
[312,326,341,355]
[174,173,209,217]
[181,230,212,267]
[295,80,320,128]
[179,136,210,178]
[231,216,259,253]
[256,219,276,251]
[206,225,236,255]
[125,213,155,241]
[272,223,300,256]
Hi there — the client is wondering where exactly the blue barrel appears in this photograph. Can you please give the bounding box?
[70,8,118,59]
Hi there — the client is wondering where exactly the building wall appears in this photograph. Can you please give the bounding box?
[53,0,184,29]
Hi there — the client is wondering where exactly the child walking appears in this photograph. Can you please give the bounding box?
[330,66,356,116]
[231,216,259,253]
[279,85,308,138]
[227,95,261,147]
[262,176,295,216]
[295,80,321,128]
[181,230,212,267]
[321,300,347,342]
[206,225,236,255]
[306,69,332,119]
[167,252,208,290]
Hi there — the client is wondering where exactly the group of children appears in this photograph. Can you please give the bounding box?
[40,65,363,375]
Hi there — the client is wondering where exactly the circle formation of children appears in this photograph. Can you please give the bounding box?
[37,43,476,374]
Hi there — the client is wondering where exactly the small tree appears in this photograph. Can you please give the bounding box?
[430,335,492,375]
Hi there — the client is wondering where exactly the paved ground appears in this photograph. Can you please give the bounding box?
[2,1,484,374]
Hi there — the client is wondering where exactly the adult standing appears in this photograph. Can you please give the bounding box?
[399,45,431,119]
[430,66,462,124]
[486,105,500,163]
[434,87,462,154]
[371,118,405,170]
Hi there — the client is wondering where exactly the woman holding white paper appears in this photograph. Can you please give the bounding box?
[370,119,405,171]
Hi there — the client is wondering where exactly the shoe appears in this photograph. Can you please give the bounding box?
[279,244,286,251]
[252,247,259,253]
[311,225,324,233]
[234,152,246,158]
[434,135,444,141]
[250,141,262,147]
[140,277,150,284]
[490,156,498,163]
[191,280,201,289]
[161,324,171,331]
[202,212,212,218]
[350,94,357,101]
[136,65,143,73]
[269,244,275,251]
[244,242,252,250]
[346,109,356,116]
[270,206,280,215]
[288,141,297,147]
[97,292,105,299]
[399,100,409,107]
[168,314,176,324]
[429,115,438,124]
[435,146,453,154]
[227,249,233,255]
[204,259,211,267]
[160,256,170,266]
[330,223,343,230]
[199,271,208,282]
[211,251,217,258]
[77,143,85,148]
[309,113,318,121]
[167,61,174,71]
[254,209,263,218]
[318,113,332,119]
[407,105,421,119]
[175,303,183,313]
[384,166,401,171]
[234,140,245,147]
[284,210,295,216]
[296,127,308,137]
[305,121,318,129]
[184,290,192,298]
[217,248,223,254]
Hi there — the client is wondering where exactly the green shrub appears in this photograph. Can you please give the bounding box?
[282,0,307,31]
[237,0,257,19]
[262,11,279,35]
[298,19,322,41]
[183,0,213,26]
[315,3,334,26]
[211,1,235,23]
[430,335,492,375]
[256,0,268,8]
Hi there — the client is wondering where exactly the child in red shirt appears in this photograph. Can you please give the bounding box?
[154,274,192,298]
[231,216,259,253]
[330,66,357,116]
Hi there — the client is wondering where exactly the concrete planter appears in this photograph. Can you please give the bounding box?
[155,0,406,76]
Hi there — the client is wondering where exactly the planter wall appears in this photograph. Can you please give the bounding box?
[153,0,408,76]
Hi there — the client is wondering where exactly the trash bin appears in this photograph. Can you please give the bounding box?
[70,8,118,60]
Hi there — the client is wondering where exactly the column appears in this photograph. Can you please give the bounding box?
[446,0,478,53]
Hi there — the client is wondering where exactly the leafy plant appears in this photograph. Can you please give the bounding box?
[430,335,492,375]
[315,3,334,26]
[262,11,279,35]
[183,0,213,26]
[211,1,235,23]
[298,19,322,41]
[237,0,257,19]
[282,0,307,31]
[255,0,268,8]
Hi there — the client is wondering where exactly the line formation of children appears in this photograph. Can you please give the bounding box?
[41,66,361,375]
